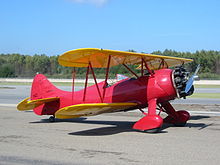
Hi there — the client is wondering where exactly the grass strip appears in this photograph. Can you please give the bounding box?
[194,84,220,88]
[189,93,220,99]
[0,82,94,86]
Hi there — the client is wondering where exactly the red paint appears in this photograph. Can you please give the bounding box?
[133,115,163,131]
[71,68,76,104]
[89,62,103,102]
[143,59,154,76]
[103,55,111,99]
[162,102,190,125]
[30,68,190,132]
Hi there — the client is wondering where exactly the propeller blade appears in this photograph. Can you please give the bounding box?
[185,76,194,93]
[194,64,200,76]
[185,64,200,93]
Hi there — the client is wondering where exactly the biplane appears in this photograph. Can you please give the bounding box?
[17,48,199,132]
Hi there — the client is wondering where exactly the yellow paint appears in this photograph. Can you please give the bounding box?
[55,114,84,119]
[17,97,59,111]
[58,48,193,69]
[55,102,137,119]
[17,97,36,111]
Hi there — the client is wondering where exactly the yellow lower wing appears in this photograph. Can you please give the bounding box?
[55,103,138,119]
[17,97,59,111]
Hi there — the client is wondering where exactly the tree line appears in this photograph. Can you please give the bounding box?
[0,49,220,79]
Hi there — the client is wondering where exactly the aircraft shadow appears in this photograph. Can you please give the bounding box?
[30,118,168,135]
[68,120,170,136]
[29,115,212,136]
[68,121,212,136]
[190,115,210,120]
[187,115,213,130]
[68,121,171,136]
[29,117,87,124]
[69,121,135,136]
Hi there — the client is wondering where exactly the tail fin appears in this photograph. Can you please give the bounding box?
[17,74,61,115]
[31,74,61,100]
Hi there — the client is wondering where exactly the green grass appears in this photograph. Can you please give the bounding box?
[0,87,16,89]
[0,82,94,86]
[194,84,220,88]
[0,82,32,85]
[189,93,220,99]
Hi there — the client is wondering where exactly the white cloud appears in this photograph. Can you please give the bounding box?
[68,0,108,7]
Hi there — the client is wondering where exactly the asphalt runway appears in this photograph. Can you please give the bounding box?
[0,85,220,105]
[1,106,220,165]
[0,85,220,164]
[0,85,82,105]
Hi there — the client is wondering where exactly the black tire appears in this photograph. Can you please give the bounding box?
[174,122,186,127]
[144,127,161,133]
[49,116,55,122]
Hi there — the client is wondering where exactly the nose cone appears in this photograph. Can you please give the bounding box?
[154,69,177,101]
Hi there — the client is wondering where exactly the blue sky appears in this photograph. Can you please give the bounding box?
[0,0,220,56]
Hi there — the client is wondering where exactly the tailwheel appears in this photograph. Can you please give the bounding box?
[49,116,55,122]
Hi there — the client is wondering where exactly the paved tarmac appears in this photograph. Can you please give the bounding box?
[0,85,220,164]
[0,85,220,105]
[0,106,220,165]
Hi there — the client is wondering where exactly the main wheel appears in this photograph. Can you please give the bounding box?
[144,127,161,133]
[133,115,163,133]
[164,110,190,127]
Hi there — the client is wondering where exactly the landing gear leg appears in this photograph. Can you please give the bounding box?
[133,99,163,132]
[49,115,55,122]
[161,102,190,126]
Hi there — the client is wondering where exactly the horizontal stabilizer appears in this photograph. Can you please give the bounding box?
[17,97,59,111]
[55,102,137,119]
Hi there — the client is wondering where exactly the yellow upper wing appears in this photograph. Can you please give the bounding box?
[55,102,138,119]
[58,48,193,69]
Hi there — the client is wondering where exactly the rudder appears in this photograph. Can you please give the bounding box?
[31,74,61,115]
[31,74,61,100]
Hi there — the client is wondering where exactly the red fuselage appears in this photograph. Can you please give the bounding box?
[32,69,177,115]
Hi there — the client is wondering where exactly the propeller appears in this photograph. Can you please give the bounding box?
[185,64,200,93]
